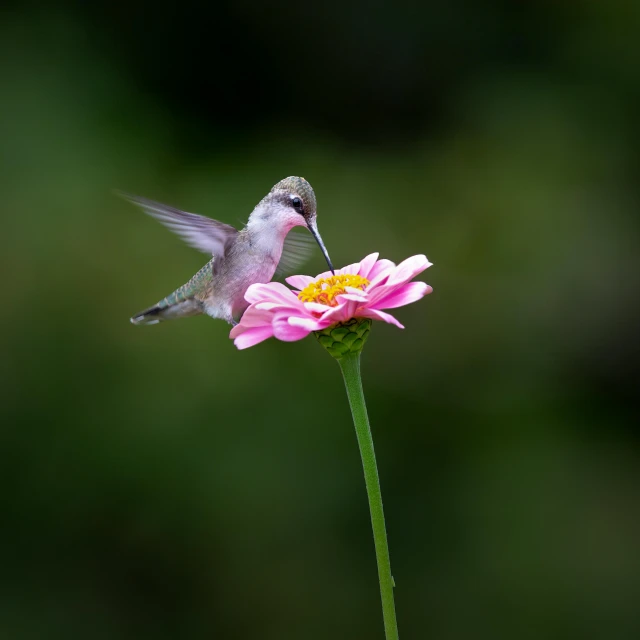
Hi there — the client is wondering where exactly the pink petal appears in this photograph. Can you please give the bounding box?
[245,282,300,306]
[273,314,313,341]
[386,254,432,287]
[344,286,369,296]
[233,325,275,349]
[255,301,288,311]
[340,286,370,301]
[318,302,352,325]
[337,263,360,277]
[367,259,396,287]
[303,301,332,314]
[314,267,337,280]
[357,308,405,329]
[346,298,361,318]
[370,281,433,309]
[336,293,368,303]
[357,253,380,278]
[336,253,378,277]
[285,274,315,290]
[230,306,273,334]
[288,316,325,331]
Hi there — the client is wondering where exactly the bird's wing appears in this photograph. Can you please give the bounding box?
[274,229,318,278]
[120,192,238,257]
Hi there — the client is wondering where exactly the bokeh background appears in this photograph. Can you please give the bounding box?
[2,1,639,638]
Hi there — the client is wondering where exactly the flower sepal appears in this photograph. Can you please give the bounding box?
[314,318,372,359]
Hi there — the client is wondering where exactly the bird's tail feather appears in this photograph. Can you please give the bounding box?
[130,298,202,325]
[130,260,213,325]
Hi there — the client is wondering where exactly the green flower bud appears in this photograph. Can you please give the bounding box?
[314,318,372,359]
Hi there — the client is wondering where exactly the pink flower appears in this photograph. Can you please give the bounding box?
[230,253,433,349]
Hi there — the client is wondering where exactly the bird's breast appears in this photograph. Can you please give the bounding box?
[213,252,279,318]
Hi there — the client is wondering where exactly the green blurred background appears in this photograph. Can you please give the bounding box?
[2,1,639,638]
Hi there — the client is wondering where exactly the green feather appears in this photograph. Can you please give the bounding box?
[157,258,214,309]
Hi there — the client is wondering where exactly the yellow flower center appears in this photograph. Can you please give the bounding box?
[298,274,369,306]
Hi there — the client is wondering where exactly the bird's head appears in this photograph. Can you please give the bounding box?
[262,176,334,273]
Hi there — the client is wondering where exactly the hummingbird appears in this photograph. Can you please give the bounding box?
[122,176,334,326]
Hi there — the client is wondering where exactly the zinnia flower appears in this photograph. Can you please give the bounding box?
[230,252,432,349]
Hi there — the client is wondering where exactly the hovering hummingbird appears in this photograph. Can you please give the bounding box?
[122,176,334,326]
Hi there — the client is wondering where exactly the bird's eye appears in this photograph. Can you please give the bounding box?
[291,197,304,214]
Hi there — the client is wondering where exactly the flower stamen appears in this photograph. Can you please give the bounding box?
[298,274,369,306]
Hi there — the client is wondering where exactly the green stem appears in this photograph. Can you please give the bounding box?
[338,352,399,640]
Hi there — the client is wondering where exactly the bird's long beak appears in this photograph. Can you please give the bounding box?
[307,218,335,274]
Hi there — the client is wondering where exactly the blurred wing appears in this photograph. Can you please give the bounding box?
[120,192,238,257]
[274,229,317,278]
